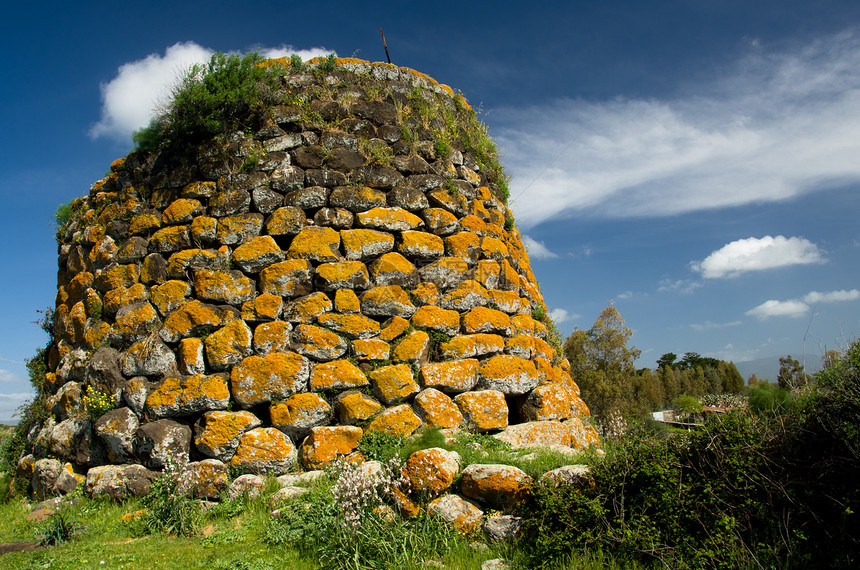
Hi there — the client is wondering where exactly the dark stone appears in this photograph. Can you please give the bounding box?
[313,207,354,229]
[305,169,348,188]
[209,188,251,217]
[356,165,403,189]
[388,186,430,211]
[293,145,325,169]
[284,186,329,209]
[352,100,397,124]
[325,148,366,171]
[134,419,192,470]
[252,187,284,214]
[141,253,168,284]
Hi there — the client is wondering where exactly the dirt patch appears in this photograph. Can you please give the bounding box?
[0,541,40,555]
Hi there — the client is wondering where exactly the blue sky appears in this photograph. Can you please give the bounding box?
[1,0,859,421]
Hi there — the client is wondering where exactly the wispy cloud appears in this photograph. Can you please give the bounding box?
[657,278,701,295]
[747,288,860,320]
[522,235,558,259]
[617,291,634,300]
[692,235,825,278]
[690,320,743,332]
[0,369,21,383]
[90,42,332,141]
[548,308,578,325]
[500,30,860,228]
[803,289,860,303]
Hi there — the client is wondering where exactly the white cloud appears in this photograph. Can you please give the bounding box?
[746,299,810,320]
[548,308,578,325]
[0,369,21,383]
[499,30,860,228]
[522,235,558,259]
[657,278,701,294]
[691,235,825,278]
[617,291,634,300]
[690,320,743,331]
[90,42,333,141]
[803,289,860,303]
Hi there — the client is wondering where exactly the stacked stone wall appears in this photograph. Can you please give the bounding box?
[22,58,597,498]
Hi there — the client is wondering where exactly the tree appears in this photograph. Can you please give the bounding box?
[656,353,677,370]
[722,362,746,393]
[563,306,641,422]
[777,355,809,390]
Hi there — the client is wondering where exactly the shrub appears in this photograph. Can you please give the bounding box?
[82,386,114,421]
[37,510,82,546]
[136,459,200,536]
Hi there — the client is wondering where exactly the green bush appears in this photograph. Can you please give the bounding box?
[136,465,200,536]
[37,510,82,546]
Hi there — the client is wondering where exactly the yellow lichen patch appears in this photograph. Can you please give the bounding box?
[360,285,417,318]
[161,299,237,343]
[145,373,231,418]
[66,272,94,304]
[88,235,118,267]
[458,215,488,236]
[368,364,419,404]
[266,206,306,236]
[190,216,217,242]
[351,338,390,361]
[215,213,263,245]
[291,324,347,360]
[233,236,285,272]
[270,393,331,432]
[129,211,162,235]
[340,229,395,261]
[511,314,540,336]
[230,352,310,407]
[166,248,216,278]
[520,385,572,422]
[113,302,159,338]
[445,232,481,262]
[399,231,444,259]
[420,359,479,393]
[460,464,532,507]
[412,282,439,306]
[571,395,591,418]
[287,226,340,262]
[149,225,190,252]
[439,334,504,359]
[533,338,554,360]
[414,388,463,428]
[478,354,540,396]
[309,359,368,391]
[334,289,361,313]
[316,313,380,339]
[498,259,521,293]
[110,157,127,172]
[241,293,283,321]
[417,257,470,289]
[422,208,460,235]
[411,306,460,336]
[300,425,364,469]
[393,487,421,518]
[392,330,430,363]
[356,207,423,231]
[150,280,191,316]
[193,269,255,305]
[230,428,297,475]
[462,307,513,335]
[103,283,149,316]
[505,334,535,359]
[489,290,525,314]
[369,252,416,286]
[94,263,140,292]
[181,180,217,199]
[84,320,111,350]
[252,320,292,355]
[428,188,468,216]
[365,405,422,437]
[315,261,370,291]
[521,279,543,305]
[204,320,253,371]
[565,417,600,449]
[162,199,203,225]
[440,280,491,312]
[427,495,483,534]
[81,225,105,247]
[403,448,460,496]
[480,236,508,261]
[496,420,572,448]
[190,460,229,500]
[335,391,382,424]
[178,337,204,374]
[284,291,333,323]
[379,316,410,342]
[259,259,313,297]
[194,410,261,459]
[453,390,508,432]
[469,199,491,221]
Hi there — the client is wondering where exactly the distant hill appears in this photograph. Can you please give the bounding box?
[734,354,823,384]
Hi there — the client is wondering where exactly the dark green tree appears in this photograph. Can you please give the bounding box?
[777,355,809,390]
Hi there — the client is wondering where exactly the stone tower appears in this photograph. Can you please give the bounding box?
[23,57,596,498]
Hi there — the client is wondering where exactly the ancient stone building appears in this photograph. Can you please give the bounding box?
[20,57,597,498]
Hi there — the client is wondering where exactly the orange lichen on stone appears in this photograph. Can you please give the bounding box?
[129,211,162,235]
[287,226,340,262]
[193,269,255,305]
[368,253,416,287]
[356,207,423,231]
[94,263,140,292]
[340,228,395,261]
[460,464,532,507]
[190,216,217,242]
[160,299,237,343]
[440,280,492,312]
[420,359,479,393]
[489,290,525,314]
[178,338,205,374]
[403,448,460,496]
[334,289,361,313]
[453,390,508,432]
[480,236,509,261]
[458,215,488,236]
[565,416,600,449]
[149,225,190,252]
[233,236,285,272]
[270,393,331,432]
[410,305,460,336]
[428,188,468,216]
[379,316,410,342]
[498,259,521,293]
[365,404,422,437]
[113,302,159,338]
[194,410,261,459]
[145,373,231,417]
[368,364,419,404]
[204,320,253,371]
[284,291,333,323]
[189,459,229,500]
[230,427,297,475]
[310,359,368,391]
[478,354,540,396]
[427,494,483,534]
[241,293,283,321]
[315,261,370,291]
[351,338,390,361]
[150,280,191,316]
[417,257,470,289]
[360,285,417,318]
[521,384,573,421]
[462,307,513,335]
[399,231,444,259]
[181,180,217,199]
[84,320,112,350]
[66,272,94,303]
[495,420,572,448]
[438,334,504,359]
[166,248,216,278]
[252,320,292,355]
[510,314,541,336]
[505,334,535,359]
[291,324,347,360]
[316,313,380,339]
[335,391,383,424]
[413,388,464,428]
[468,198,491,220]
[445,232,481,262]
[259,259,313,297]
[162,199,203,225]
[230,351,310,407]
[412,281,439,306]
[215,213,263,245]
[300,425,364,469]
[265,206,306,235]
[103,283,150,316]
[422,208,460,235]
[392,330,430,363]
[532,337,554,360]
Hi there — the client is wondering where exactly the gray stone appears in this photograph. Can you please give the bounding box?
[483,515,524,543]
[134,419,192,470]
[94,407,140,463]
[270,165,304,192]
[251,187,283,214]
[388,186,430,211]
[284,186,329,209]
[227,473,265,500]
[121,339,177,377]
[85,464,158,499]
[32,459,62,499]
[305,169,348,188]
